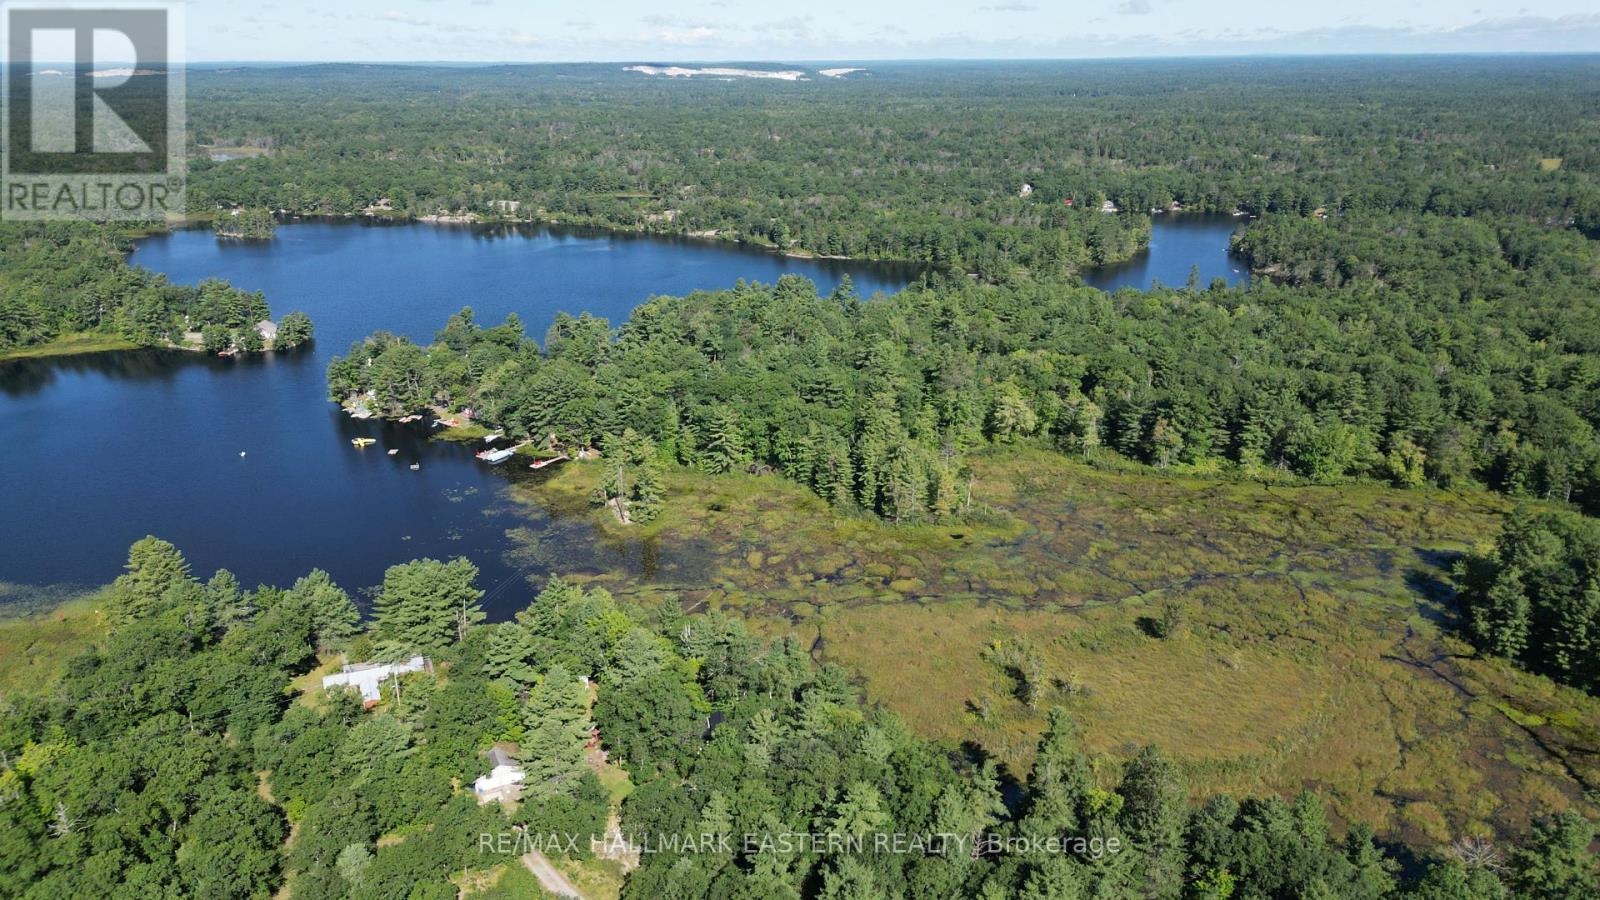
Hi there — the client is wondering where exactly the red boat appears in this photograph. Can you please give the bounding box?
[529,454,568,470]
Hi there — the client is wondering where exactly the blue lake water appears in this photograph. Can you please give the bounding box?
[1083,213,1250,293]
[0,222,912,610]
[0,216,1242,616]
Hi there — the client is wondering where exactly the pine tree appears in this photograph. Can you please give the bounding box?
[107,536,193,626]
[884,447,927,524]
[206,569,244,629]
[1118,746,1187,899]
[1511,812,1599,900]
[854,392,904,513]
[288,569,361,651]
[1067,395,1104,459]
[990,381,1039,441]
[1020,709,1093,838]
[931,457,960,520]
[483,623,539,686]
[519,664,591,796]
[1151,417,1183,468]
[1546,582,1598,688]
[827,782,890,840]
[372,557,483,655]
[595,428,665,524]
[703,408,748,474]
[1470,566,1531,660]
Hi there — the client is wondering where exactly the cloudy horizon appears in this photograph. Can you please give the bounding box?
[177,2,1600,63]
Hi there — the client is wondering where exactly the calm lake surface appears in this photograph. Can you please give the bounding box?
[1083,213,1250,293]
[0,217,1243,617]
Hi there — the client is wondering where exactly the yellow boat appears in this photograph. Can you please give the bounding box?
[351,437,376,448]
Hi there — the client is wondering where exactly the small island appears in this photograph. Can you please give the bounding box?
[213,207,277,240]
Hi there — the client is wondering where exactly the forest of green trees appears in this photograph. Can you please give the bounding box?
[185,58,1600,279]
[1456,508,1600,697]
[0,224,311,354]
[2,537,1595,899]
[331,201,1600,523]
[6,55,1600,898]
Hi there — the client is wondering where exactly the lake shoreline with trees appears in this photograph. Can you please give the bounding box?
[5,55,1600,899]
[0,223,315,363]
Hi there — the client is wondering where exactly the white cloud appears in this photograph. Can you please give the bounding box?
[379,11,431,27]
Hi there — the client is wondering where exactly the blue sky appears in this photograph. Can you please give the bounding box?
[185,1,1600,62]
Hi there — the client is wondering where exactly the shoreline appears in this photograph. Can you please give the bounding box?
[178,207,1182,277]
[0,331,301,364]
[0,332,138,362]
[181,210,958,274]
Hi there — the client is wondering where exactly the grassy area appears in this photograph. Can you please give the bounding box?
[437,422,496,442]
[461,863,543,898]
[288,656,346,710]
[0,332,137,361]
[462,859,626,899]
[508,448,1599,847]
[0,589,107,696]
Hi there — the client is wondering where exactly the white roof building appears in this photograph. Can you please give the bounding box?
[322,656,429,706]
[474,743,526,803]
[474,765,525,800]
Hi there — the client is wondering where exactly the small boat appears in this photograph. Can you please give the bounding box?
[529,454,569,470]
[433,417,460,428]
[476,447,515,464]
[387,448,399,456]
[398,414,422,423]
[484,433,503,443]
[409,463,421,470]
[351,437,376,448]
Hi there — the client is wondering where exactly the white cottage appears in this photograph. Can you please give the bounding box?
[474,744,526,804]
[322,656,430,707]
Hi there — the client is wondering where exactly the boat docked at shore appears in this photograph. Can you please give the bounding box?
[476,447,516,464]
[529,454,568,470]
[351,437,376,448]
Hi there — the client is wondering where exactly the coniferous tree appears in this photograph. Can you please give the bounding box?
[1512,812,1600,900]
[107,536,194,626]
[372,557,484,656]
[1118,746,1187,899]
[288,569,361,651]
[519,664,591,796]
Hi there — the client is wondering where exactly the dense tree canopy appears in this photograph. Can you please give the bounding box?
[0,224,310,354]
[9,55,1600,898]
[185,58,1599,275]
[332,204,1600,521]
[4,539,1596,898]
[1456,508,1600,695]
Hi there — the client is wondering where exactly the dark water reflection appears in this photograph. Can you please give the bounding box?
[1,217,1237,619]
[0,222,910,617]
[1083,214,1251,293]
